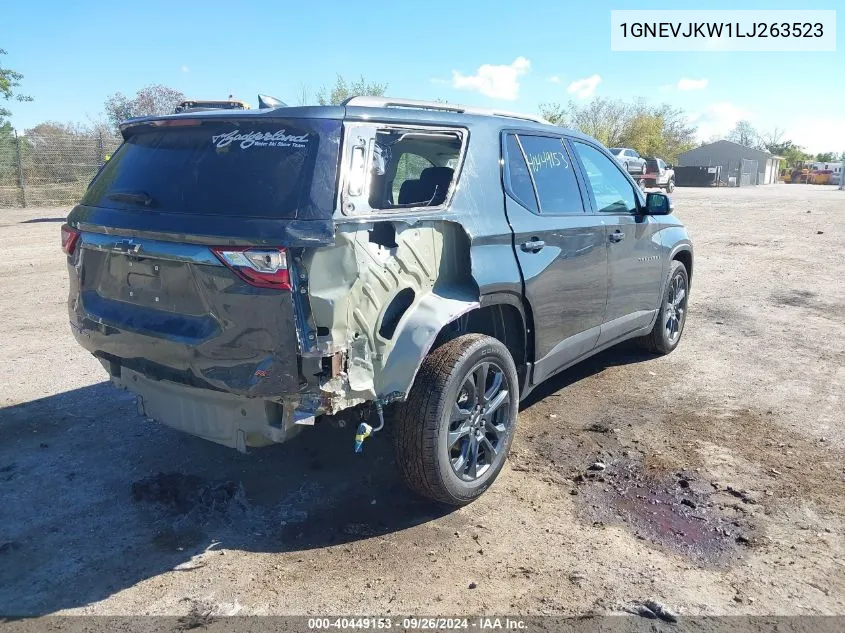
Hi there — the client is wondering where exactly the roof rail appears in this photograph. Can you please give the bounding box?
[343,96,550,125]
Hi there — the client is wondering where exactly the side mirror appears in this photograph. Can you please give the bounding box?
[646,191,673,215]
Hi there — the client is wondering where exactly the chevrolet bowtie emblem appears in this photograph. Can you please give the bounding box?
[114,239,141,254]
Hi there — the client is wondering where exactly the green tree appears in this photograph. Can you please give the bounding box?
[540,98,696,163]
[104,84,186,132]
[1,48,33,132]
[761,139,808,167]
[815,151,838,163]
[540,98,631,147]
[315,75,388,106]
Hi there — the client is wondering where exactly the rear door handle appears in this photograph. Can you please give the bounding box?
[520,239,545,253]
[609,230,625,243]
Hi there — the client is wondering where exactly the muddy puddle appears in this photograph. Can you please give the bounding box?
[574,458,755,565]
[516,414,761,567]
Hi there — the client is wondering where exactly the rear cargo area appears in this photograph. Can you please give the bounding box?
[64,114,342,447]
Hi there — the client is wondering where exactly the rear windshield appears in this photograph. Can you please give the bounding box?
[82,118,341,219]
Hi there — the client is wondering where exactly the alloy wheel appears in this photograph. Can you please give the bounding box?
[447,361,512,481]
[664,273,687,344]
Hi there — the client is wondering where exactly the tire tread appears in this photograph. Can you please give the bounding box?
[394,334,512,505]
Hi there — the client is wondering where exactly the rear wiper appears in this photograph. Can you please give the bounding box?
[107,191,155,207]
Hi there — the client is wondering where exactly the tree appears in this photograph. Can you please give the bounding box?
[539,98,696,163]
[540,98,631,147]
[315,75,387,106]
[760,127,785,149]
[727,120,760,148]
[758,138,808,167]
[1,48,33,132]
[815,151,838,163]
[104,84,185,131]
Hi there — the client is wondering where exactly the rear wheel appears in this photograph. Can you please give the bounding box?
[394,334,519,506]
[638,260,689,355]
[623,162,629,173]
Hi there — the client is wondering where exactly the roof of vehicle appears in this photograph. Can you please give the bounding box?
[119,96,592,142]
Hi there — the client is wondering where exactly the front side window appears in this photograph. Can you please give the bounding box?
[571,142,638,214]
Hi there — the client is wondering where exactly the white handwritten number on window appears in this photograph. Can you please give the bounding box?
[526,151,569,173]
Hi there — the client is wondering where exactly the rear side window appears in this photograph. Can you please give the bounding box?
[507,134,583,215]
[504,134,538,213]
[391,152,434,202]
[346,127,464,212]
[83,118,341,219]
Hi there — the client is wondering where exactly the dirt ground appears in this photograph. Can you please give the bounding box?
[0,185,843,618]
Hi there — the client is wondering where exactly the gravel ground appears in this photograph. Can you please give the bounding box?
[0,185,843,618]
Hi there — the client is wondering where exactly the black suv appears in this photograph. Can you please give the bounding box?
[63,97,693,505]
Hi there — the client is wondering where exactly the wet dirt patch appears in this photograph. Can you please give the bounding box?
[131,472,246,516]
[517,397,845,572]
[726,241,759,247]
[772,289,818,308]
[770,289,845,321]
[574,461,755,565]
[131,472,253,551]
[695,301,746,328]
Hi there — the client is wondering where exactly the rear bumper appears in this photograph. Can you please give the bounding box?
[116,367,303,450]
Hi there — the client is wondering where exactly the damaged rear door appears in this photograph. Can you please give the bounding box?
[66,114,342,398]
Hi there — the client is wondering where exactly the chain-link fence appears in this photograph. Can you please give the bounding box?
[0,131,122,208]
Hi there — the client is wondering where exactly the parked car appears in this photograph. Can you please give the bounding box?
[642,157,676,192]
[62,97,693,506]
[609,147,647,174]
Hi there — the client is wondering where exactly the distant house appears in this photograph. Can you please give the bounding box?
[678,140,782,185]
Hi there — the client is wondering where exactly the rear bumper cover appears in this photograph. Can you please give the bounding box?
[118,367,301,450]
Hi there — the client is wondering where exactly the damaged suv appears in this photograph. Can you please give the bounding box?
[63,97,692,505]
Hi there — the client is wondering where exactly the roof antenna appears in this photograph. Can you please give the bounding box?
[258,94,287,109]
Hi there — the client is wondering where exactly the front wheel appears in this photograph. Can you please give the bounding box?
[638,260,689,354]
[394,334,519,506]
[666,178,675,193]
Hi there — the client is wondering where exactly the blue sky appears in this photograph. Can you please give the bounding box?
[3,0,843,152]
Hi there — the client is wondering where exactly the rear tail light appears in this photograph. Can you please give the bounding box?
[211,247,290,290]
[61,224,80,256]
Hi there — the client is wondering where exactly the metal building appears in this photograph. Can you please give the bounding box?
[677,140,782,186]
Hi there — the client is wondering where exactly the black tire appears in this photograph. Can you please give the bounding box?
[623,162,629,173]
[638,260,689,355]
[394,333,519,506]
[640,163,647,175]
[666,178,675,193]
